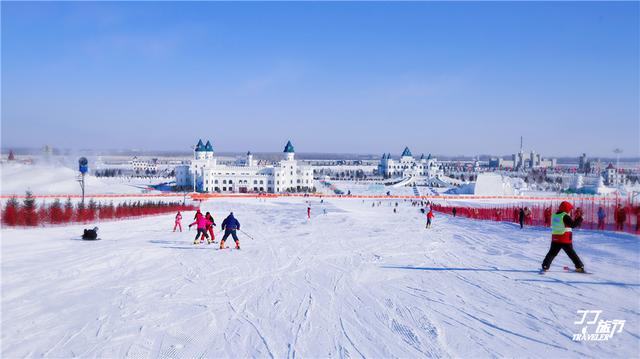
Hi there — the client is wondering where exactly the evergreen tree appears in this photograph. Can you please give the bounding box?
[23,191,37,226]
[2,197,19,226]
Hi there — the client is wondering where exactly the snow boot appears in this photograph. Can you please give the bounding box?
[235,241,240,250]
[575,267,585,273]
[219,241,225,250]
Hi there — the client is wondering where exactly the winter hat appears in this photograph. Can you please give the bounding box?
[558,201,573,213]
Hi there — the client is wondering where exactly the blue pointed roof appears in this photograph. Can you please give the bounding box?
[381,153,386,159]
[420,153,425,160]
[195,139,205,152]
[204,140,213,152]
[427,153,432,160]
[247,151,252,156]
[283,140,295,153]
[401,146,412,157]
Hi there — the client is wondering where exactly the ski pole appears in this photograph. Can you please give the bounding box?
[239,229,255,240]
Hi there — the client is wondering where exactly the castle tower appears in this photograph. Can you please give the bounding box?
[283,140,295,161]
[246,151,254,167]
[204,140,214,160]
[194,139,205,160]
[401,146,413,162]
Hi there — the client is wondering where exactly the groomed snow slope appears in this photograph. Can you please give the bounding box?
[2,198,638,358]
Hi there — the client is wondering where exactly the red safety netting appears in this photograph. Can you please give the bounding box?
[432,198,640,235]
[2,198,197,227]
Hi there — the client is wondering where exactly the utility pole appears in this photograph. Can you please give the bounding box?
[78,157,88,205]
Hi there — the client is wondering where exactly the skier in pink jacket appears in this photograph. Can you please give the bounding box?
[189,214,213,244]
[173,211,183,232]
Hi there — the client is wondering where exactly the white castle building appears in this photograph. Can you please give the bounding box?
[175,139,314,193]
[378,147,442,178]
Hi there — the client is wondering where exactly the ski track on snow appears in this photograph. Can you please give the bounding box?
[2,197,639,358]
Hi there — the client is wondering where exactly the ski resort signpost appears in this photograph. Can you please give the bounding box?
[78,157,88,205]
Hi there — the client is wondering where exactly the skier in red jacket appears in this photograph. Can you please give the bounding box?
[426,209,434,228]
[205,212,216,242]
[541,201,585,272]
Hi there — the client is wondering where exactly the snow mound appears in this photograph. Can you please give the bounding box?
[1,162,150,195]
[447,173,525,196]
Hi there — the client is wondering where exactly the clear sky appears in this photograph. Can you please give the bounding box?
[2,1,638,157]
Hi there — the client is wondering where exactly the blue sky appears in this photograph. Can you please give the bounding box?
[2,2,638,156]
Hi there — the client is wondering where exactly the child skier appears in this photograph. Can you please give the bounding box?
[426,209,434,228]
[205,212,216,242]
[541,201,585,272]
[173,211,182,232]
[189,213,212,245]
[220,212,241,249]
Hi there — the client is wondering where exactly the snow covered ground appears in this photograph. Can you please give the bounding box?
[1,163,167,196]
[2,197,639,358]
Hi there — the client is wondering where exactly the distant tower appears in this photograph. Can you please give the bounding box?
[613,148,623,168]
[401,146,413,161]
[194,139,205,160]
[520,136,523,153]
[204,140,214,160]
[8,150,15,161]
[246,151,254,167]
[283,140,295,161]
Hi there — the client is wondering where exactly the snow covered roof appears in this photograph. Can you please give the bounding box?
[283,140,295,153]
[195,139,205,152]
[401,147,412,157]
[204,140,214,152]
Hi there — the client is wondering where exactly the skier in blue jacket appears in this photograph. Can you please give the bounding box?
[220,212,241,249]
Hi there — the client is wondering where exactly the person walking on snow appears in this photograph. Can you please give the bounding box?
[189,214,212,245]
[205,212,216,242]
[615,204,626,231]
[426,209,434,228]
[307,206,311,219]
[541,201,585,272]
[220,212,241,249]
[518,208,525,229]
[597,206,606,230]
[173,211,183,232]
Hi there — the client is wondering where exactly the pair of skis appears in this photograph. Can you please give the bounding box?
[539,266,592,275]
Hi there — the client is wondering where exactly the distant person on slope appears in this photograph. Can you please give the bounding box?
[543,207,552,227]
[452,207,457,217]
[220,212,241,250]
[307,206,311,219]
[205,212,216,242]
[597,206,606,230]
[615,204,626,231]
[541,201,585,273]
[173,211,182,232]
[189,214,212,245]
[426,209,434,228]
[518,208,525,229]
